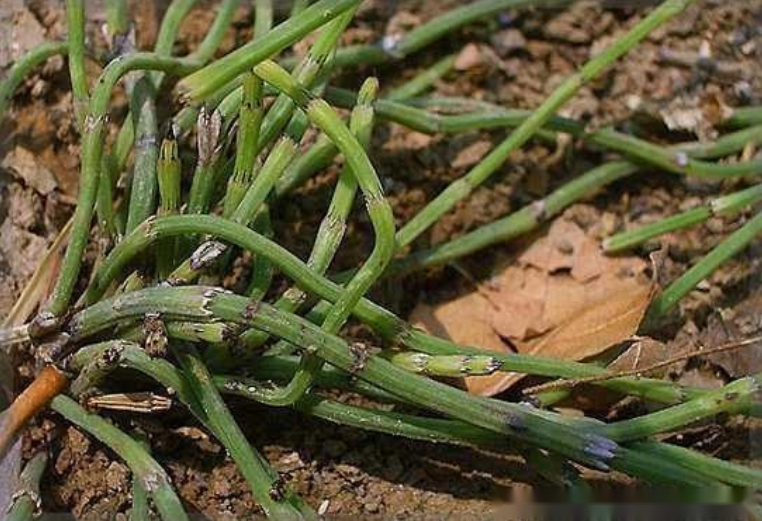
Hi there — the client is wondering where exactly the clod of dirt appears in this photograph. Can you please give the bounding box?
[412,211,654,396]
[451,140,493,169]
[2,146,58,196]
[491,28,527,57]
[0,1,46,69]
[454,43,500,73]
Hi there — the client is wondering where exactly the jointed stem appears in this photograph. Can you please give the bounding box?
[602,375,762,442]
[396,0,699,248]
[44,52,197,317]
[68,287,621,471]
[174,347,314,518]
[177,0,362,101]
[648,209,762,319]
[0,41,68,121]
[125,78,160,234]
[604,183,762,252]
[81,214,703,404]
[50,395,189,521]
[65,0,88,128]
[68,342,757,489]
[386,53,457,101]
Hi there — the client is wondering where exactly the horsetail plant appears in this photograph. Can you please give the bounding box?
[156,129,182,278]
[2,0,762,517]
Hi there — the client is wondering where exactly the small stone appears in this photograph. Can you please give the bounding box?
[491,28,526,57]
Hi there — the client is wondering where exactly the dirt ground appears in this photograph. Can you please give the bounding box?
[2,0,762,518]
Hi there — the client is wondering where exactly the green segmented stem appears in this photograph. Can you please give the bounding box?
[295,0,574,71]
[630,440,762,490]
[589,128,762,179]
[169,62,381,294]
[241,78,379,351]
[156,131,182,278]
[219,370,750,490]
[65,0,88,128]
[0,41,68,121]
[396,0,699,248]
[222,77,265,219]
[67,341,313,518]
[648,209,762,319]
[188,0,242,64]
[724,106,762,129]
[255,6,359,152]
[69,335,752,489]
[217,63,265,272]
[246,210,275,301]
[604,183,762,252]
[221,353,401,403]
[101,0,243,240]
[251,62,395,404]
[130,434,152,521]
[126,0,233,234]
[387,53,457,101]
[174,347,314,519]
[602,375,762,443]
[104,0,130,41]
[82,214,704,405]
[218,373,504,446]
[125,78,160,234]
[392,161,637,275]
[177,0,362,101]
[68,287,620,472]
[167,136,297,286]
[254,0,274,39]
[50,395,188,521]
[122,320,238,345]
[328,89,762,164]
[233,136,298,223]
[385,129,761,274]
[44,53,197,317]
[7,452,47,521]
[384,351,501,377]
[274,131,340,197]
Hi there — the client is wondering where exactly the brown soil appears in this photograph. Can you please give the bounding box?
[2,0,762,518]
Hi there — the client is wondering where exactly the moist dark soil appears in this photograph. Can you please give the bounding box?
[2,0,762,518]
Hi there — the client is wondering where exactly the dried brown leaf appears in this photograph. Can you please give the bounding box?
[411,213,654,397]
[409,291,517,397]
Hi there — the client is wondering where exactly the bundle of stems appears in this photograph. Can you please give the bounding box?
[2,0,762,517]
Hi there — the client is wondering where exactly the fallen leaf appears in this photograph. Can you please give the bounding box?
[411,213,654,396]
[699,290,762,378]
[410,288,518,397]
[3,217,71,328]
[607,338,673,376]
